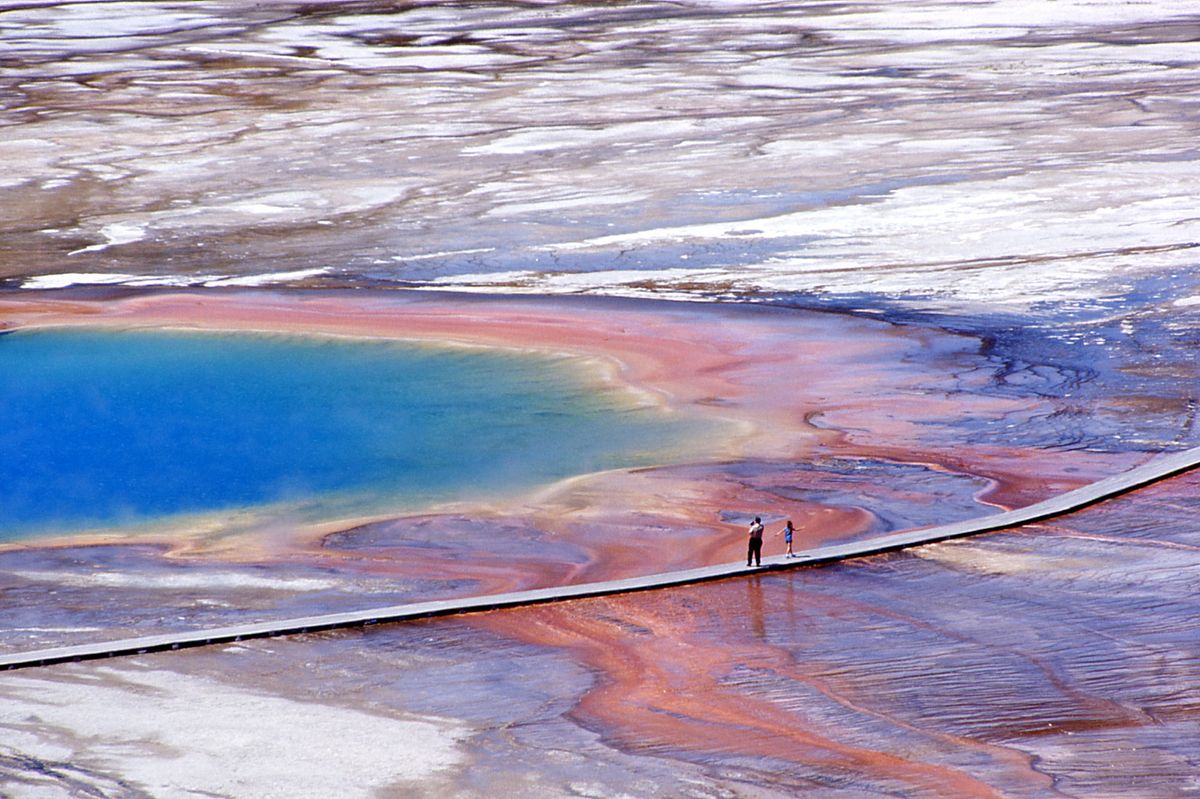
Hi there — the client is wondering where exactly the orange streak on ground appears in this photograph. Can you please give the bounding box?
[1,289,1157,792]
[477,589,1032,799]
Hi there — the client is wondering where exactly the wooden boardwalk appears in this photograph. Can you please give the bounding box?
[4,446,1200,672]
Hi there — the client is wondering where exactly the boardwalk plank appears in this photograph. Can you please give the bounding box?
[4,447,1198,671]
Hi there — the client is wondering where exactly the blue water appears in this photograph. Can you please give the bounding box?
[0,328,701,539]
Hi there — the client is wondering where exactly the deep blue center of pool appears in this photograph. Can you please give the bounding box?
[1,328,697,539]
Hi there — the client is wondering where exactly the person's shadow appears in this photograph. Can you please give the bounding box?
[746,573,765,640]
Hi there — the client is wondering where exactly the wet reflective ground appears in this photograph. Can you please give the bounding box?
[2,1,1200,797]
[3,470,1196,798]
[3,1,1199,308]
[466,472,1200,798]
[1,289,1196,798]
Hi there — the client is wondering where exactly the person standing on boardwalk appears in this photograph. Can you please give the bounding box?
[777,519,795,558]
[747,516,764,567]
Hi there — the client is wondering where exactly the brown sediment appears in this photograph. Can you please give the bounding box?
[474,587,1044,798]
[471,521,1190,795]
[4,288,1182,793]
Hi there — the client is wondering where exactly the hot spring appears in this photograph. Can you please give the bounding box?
[0,327,704,540]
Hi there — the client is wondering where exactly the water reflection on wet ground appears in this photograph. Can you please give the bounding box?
[0,457,993,655]
[1,285,1196,796]
[4,1,1199,309]
[4,471,1195,798]
[3,0,1200,796]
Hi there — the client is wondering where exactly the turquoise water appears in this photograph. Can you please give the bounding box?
[0,328,702,540]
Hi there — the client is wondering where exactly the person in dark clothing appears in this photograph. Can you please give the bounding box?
[747,516,764,567]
